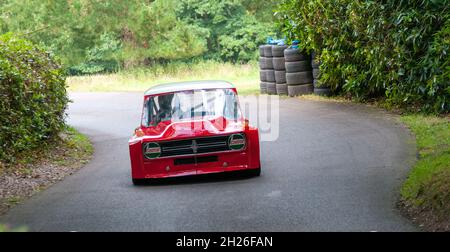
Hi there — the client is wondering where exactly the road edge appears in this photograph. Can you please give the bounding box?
[0,126,94,221]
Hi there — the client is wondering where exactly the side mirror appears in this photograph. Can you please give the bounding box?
[134,127,144,137]
[244,119,250,130]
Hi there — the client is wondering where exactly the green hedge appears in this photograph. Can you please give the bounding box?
[277,0,449,113]
[0,33,69,162]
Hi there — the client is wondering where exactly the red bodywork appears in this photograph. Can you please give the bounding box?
[129,86,260,180]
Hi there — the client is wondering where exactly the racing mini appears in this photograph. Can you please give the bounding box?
[129,81,261,185]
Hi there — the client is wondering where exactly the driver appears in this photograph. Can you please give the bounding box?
[156,93,174,122]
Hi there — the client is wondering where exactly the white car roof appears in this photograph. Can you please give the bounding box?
[144,80,235,96]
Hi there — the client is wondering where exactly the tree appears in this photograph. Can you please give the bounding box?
[177,0,277,62]
[0,0,278,72]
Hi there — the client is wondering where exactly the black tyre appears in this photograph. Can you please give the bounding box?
[264,57,273,69]
[266,70,275,82]
[248,167,261,177]
[260,82,267,94]
[288,84,314,97]
[263,45,273,57]
[272,57,285,70]
[272,45,288,57]
[276,83,288,95]
[259,57,266,69]
[312,68,320,79]
[313,79,330,88]
[266,82,277,95]
[284,48,309,62]
[259,45,265,57]
[286,71,313,85]
[132,178,147,186]
[275,70,286,84]
[285,61,311,73]
[314,88,331,96]
[259,70,267,81]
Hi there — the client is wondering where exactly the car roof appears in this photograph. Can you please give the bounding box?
[144,80,235,96]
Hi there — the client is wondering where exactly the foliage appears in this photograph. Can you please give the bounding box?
[217,15,273,63]
[68,33,121,75]
[0,33,69,162]
[0,0,277,73]
[0,224,27,232]
[276,0,450,113]
[177,0,277,63]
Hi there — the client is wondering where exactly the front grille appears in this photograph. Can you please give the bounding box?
[159,135,232,158]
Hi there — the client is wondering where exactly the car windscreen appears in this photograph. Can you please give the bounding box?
[142,89,242,127]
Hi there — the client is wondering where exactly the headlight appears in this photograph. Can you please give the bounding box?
[228,133,246,150]
[143,142,161,159]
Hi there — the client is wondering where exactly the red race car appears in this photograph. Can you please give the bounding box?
[129,80,261,185]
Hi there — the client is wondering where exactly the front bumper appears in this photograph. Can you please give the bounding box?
[133,152,258,179]
[129,131,260,179]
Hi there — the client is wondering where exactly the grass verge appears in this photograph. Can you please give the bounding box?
[399,115,449,231]
[67,60,260,96]
[0,126,93,219]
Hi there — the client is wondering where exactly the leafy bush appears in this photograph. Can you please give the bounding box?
[277,0,450,113]
[0,33,69,162]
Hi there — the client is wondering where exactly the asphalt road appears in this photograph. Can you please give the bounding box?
[1,93,418,231]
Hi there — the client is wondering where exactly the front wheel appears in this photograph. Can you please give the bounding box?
[132,178,147,186]
[248,168,261,177]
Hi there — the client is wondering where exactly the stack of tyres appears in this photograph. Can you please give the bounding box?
[284,48,314,97]
[311,51,331,96]
[262,45,277,95]
[272,45,288,95]
[258,45,267,94]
